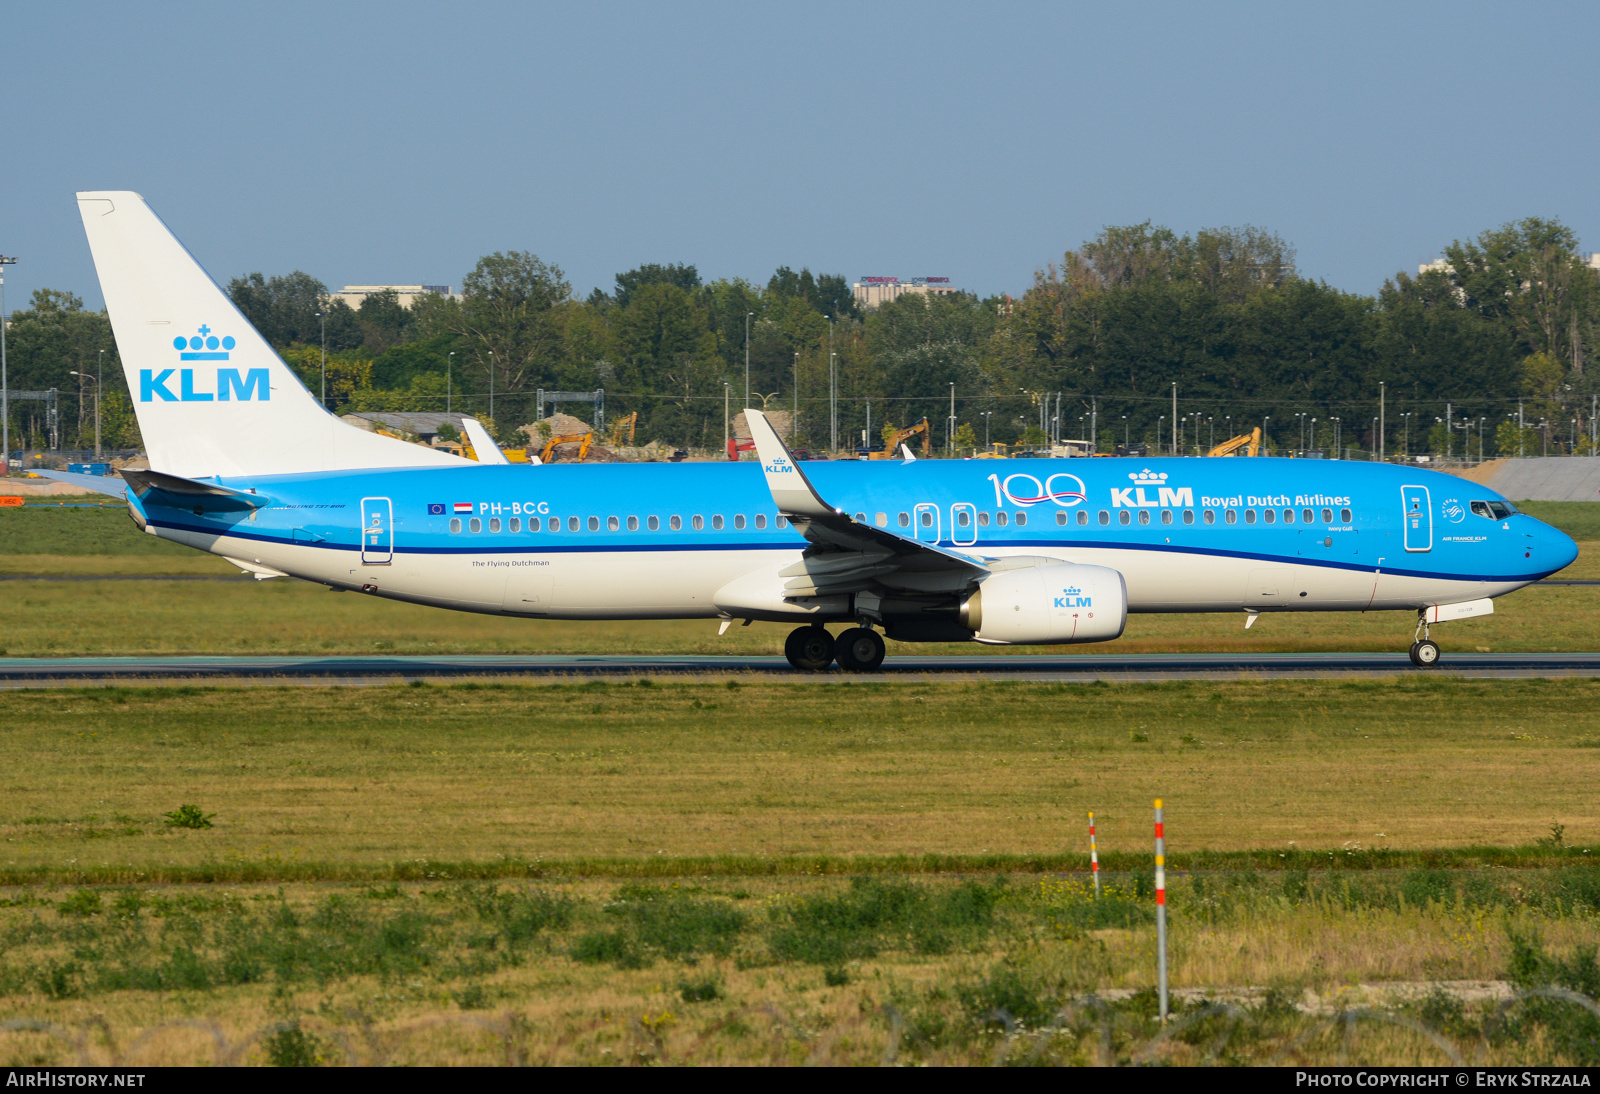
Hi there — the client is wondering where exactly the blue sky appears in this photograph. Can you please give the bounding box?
[3,1,1597,310]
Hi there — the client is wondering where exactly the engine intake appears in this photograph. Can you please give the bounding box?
[961,564,1126,645]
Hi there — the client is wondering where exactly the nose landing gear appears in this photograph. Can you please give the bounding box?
[1409,613,1441,667]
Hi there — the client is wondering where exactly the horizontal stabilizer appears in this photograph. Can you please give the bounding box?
[27,469,128,499]
[121,468,269,510]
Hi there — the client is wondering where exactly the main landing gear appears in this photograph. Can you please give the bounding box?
[784,625,886,673]
[1409,613,1441,668]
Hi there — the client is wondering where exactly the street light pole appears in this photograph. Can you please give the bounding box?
[0,254,14,477]
[826,315,836,454]
[96,349,103,459]
[744,311,752,413]
[447,351,454,413]
[317,311,326,408]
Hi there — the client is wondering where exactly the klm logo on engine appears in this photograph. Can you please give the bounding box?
[1110,468,1192,508]
[140,325,269,402]
[1055,586,1092,608]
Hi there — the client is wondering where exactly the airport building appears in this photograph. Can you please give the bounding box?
[852,277,959,310]
[327,284,461,310]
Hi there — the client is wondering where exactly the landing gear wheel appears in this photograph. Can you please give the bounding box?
[1409,640,1441,667]
[785,626,835,672]
[834,627,886,672]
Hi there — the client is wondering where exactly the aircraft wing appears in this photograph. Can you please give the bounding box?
[28,469,129,499]
[745,409,988,597]
[460,418,510,465]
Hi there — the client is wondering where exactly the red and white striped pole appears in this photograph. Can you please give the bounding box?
[1088,811,1101,899]
[1154,797,1168,1022]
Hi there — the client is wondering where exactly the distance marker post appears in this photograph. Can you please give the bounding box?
[1088,811,1100,899]
[1154,798,1168,1022]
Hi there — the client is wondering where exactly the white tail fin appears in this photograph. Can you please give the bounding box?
[77,191,466,478]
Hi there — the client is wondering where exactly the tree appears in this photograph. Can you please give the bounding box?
[227,271,328,347]
[614,263,699,308]
[451,251,572,411]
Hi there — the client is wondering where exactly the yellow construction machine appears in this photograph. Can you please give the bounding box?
[540,432,594,463]
[1207,427,1261,458]
[608,411,638,448]
[869,418,931,459]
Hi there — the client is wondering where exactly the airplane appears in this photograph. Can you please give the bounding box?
[41,191,1579,672]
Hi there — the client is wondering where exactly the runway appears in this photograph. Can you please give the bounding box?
[5,651,1600,686]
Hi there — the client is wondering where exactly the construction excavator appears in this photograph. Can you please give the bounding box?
[540,432,594,463]
[869,418,931,460]
[608,411,638,448]
[1207,427,1262,458]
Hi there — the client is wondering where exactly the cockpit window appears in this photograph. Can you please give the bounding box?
[1474,500,1516,520]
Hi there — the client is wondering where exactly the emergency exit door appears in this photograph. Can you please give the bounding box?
[360,497,393,564]
[1401,486,1431,553]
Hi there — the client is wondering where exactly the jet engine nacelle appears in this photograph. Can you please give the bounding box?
[962,564,1127,645]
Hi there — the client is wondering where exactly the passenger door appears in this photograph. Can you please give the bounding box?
[950,502,977,547]
[360,497,393,564]
[1401,486,1431,553]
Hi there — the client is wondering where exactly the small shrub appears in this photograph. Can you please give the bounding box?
[570,930,644,969]
[36,961,81,1000]
[678,977,722,1003]
[1537,823,1567,848]
[823,966,851,987]
[959,965,1057,1030]
[1400,869,1455,908]
[1128,731,1149,742]
[56,889,102,917]
[162,804,215,830]
[453,983,490,1010]
[263,1022,326,1067]
[1503,933,1600,1065]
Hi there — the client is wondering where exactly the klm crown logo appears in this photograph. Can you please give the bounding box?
[173,325,236,361]
[1129,469,1169,485]
[1055,586,1092,608]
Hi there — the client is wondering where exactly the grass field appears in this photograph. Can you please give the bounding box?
[0,502,1596,656]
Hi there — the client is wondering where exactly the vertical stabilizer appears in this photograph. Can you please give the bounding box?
[77,191,467,478]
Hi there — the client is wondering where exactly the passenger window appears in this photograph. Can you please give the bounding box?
[568,516,579,532]
[996,511,1008,527]
[510,517,521,533]
[1077,509,1089,526]
[450,518,461,534]
[1340,508,1352,523]
[957,511,971,527]
[734,514,746,529]
[1160,510,1173,525]
[754,514,767,529]
[470,517,482,533]
[648,515,659,531]
[529,516,541,531]
[854,512,866,523]
[627,516,639,531]
[1056,510,1067,526]
[712,515,724,530]
[1204,509,1215,524]
[1321,508,1332,524]
[1182,510,1195,525]
[670,515,682,530]
[1138,510,1151,526]
[922,510,935,527]
[776,515,789,528]
[1263,509,1275,524]
[978,512,990,527]
[1302,509,1313,524]
[1015,512,1027,526]
[873,513,886,527]
[899,512,911,527]
[1282,509,1293,524]
[607,516,619,531]
[1119,510,1131,525]
[1244,509,1256,524]
[1098,510,1110,525]
[693,515,704,530]
[490,517,502,533]
[589,516,600,531]
[1225,509,1237,524]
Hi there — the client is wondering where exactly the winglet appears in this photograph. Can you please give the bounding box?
[899,443,917,462]
[460,418,509,465]
[745,409,834,519]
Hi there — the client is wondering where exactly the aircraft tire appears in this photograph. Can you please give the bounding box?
[785,626,835,672]
[834,627,886,672]
[1410,639,1441,667]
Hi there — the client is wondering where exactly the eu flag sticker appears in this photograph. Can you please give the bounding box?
[427,503,445,516]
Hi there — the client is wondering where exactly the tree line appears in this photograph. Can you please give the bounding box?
[4,216,1597,458]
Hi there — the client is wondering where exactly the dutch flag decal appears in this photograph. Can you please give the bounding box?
[453,502,473,514]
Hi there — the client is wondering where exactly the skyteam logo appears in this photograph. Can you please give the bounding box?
[1110,469,1192,508]
[1055,586,1092,608]
[140,325,268,402]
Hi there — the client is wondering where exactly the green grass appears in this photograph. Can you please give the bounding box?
[1517,501,1600,541]
[0,678,1596,877]
[0,505,194,556]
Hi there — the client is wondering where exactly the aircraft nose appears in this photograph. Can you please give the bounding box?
[1540,523,1579,574]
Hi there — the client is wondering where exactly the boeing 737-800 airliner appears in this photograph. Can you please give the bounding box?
[43,192,1578,671]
